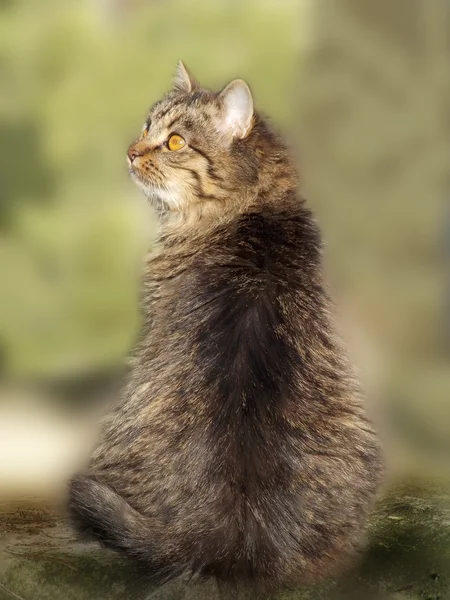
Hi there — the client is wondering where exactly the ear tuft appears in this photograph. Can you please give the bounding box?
[173,60,199,93]
[218,79,254,139]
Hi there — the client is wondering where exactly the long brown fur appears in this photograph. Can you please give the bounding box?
[68,62,384,597]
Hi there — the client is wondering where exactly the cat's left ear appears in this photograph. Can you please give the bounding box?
[173,60,199,93]
[218,79,254,139]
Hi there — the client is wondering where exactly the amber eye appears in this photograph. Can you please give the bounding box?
[167,134,186,152]
[142,128,148,139]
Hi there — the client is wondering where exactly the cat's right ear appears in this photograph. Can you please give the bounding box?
[173,60,199,93]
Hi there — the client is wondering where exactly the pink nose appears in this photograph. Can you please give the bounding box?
[127,142,146,163]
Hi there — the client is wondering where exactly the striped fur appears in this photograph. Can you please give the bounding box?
[68,63,384,597]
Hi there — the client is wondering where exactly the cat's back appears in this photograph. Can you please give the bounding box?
[149,198,323,329]
[134,199,323,405]
[76,198,383,593]
[194,197,322,286]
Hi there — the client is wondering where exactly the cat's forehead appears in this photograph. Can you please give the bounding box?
[147,91,216,133]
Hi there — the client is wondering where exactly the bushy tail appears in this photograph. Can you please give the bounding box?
[69,476,278,597]
[68,475,183,584]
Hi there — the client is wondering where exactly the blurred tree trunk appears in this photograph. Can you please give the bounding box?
[297,0,450,459]
[298,0,449,346]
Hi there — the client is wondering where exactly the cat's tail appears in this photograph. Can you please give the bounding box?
[68,475,183,583]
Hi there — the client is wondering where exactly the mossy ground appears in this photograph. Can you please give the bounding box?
[1,479,449,600]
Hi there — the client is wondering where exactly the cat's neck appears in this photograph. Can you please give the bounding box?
[249,117,299,200]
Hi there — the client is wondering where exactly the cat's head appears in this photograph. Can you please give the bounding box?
[127,61,260,217]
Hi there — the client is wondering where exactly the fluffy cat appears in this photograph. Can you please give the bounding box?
[68,61,384,597]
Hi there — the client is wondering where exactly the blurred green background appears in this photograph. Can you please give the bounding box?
[0,0,449,477]
[0,0,298,378]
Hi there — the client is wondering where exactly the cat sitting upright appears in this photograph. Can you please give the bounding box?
[69,62,384,598]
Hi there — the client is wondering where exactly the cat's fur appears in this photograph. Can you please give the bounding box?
[68,62,384,596]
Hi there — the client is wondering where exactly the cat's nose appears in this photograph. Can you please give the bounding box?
[127,143,145,164]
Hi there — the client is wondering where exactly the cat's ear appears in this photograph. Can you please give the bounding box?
[173,60,199,93]
[218,79,254,139]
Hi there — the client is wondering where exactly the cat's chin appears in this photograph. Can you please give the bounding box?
[130,171,184,215]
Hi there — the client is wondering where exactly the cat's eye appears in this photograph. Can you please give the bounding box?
[142,128,149,139]
[167,134,186,152]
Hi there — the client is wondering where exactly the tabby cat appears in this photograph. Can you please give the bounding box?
[69,62,384,597]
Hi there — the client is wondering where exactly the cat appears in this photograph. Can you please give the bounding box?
[68,61,384,597]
